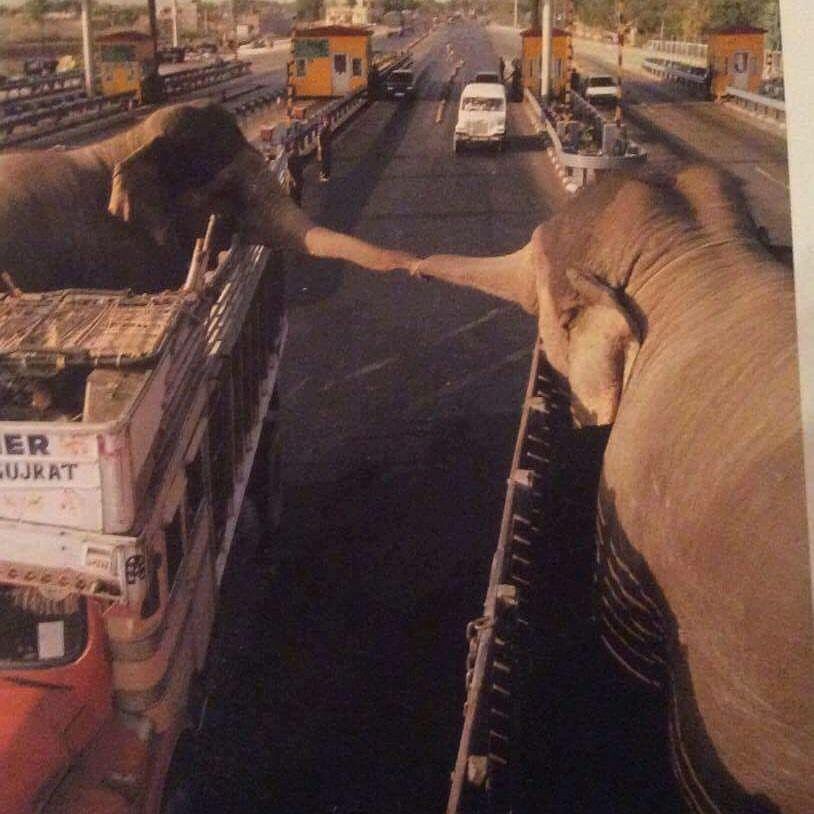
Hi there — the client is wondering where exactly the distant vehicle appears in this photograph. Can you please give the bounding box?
[581,74,619,105]
[198,41,219,54]
[454,81,507,152]
[384,69,415,100]
[23,58,58,77]
[473,70,502,85]
[382,10,404,37]
[159,46,186,64]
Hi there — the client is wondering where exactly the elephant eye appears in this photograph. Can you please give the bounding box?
[560,307,579,332]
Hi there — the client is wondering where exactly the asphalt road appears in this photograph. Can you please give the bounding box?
[194,21,568,814]
[191,20,795,814]
[488,27,792,246]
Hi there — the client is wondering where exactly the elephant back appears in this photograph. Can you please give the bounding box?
[595,248,813,813]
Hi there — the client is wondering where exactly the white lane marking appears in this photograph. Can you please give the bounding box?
[287,376,311,399]
[755,165,790,190]
[409,347,531,412]
[345,356,399,380]
[434,306,512,343]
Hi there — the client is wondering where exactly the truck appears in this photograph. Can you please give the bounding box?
[0,226,286,814]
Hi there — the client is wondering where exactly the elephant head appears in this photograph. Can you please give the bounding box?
[105,101,415,278]
[411,175,661,426]
[411,167,773,426]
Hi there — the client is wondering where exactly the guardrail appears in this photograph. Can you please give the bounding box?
[0,60,253,149]
[1,88,86,118]
[162,59,251,97]
[724,85,786,126]
[642,57,708,92]
[0,69,84,101]
[1,91,134,141]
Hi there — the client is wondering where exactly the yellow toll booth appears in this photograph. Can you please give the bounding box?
[97,30,156,101]
[707,25,765,98]
[290,25,372,98]
[520,28,569,98]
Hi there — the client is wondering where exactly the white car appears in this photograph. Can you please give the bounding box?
[453,82,507,152]
[582,74,619,106]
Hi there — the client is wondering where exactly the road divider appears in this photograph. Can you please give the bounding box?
[524,88,646,195]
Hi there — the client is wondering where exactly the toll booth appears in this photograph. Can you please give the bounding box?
[520,28,569,98]
[97,30,156,101]
[707,25,765,98]
[290,25,372,98]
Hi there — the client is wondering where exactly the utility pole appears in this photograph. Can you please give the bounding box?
[171,0,179,48]
[147,0,159,61]
[514,0,518,30]
[540,0,552,104]
[80,0,95,98]
[615,0,624,125]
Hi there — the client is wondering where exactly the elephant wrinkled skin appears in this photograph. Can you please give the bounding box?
[413,167,813,814]
[0,101,415,293]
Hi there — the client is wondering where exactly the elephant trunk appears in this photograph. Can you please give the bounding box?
[228,147,416,273]
[413,244,538,313]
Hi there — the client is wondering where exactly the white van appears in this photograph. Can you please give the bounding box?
[453,82,507,152]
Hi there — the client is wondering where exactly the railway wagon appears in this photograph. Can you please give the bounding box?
[0,234,285,814]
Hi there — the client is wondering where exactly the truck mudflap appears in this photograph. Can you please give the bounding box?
[0,519,147,606]
[446,338,572,814]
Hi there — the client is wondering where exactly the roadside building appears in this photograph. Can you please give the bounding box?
[520,27,569,98]
[96,30,156,101]
[290,24,372,97]
[707,25,765,98]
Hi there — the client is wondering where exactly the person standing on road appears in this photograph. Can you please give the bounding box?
[499,56,505,83]
[317,116,332,183]
[285,141,305,207]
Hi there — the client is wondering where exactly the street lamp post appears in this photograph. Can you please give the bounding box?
[80,0,94,99]
[541,0,552,105]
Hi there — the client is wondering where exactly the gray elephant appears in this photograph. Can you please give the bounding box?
[412,167,813,813]
[0,101,415,294]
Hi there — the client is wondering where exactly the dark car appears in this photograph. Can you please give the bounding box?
[158,46,186,64]
[474,71,502,85]
[384,69,415,100]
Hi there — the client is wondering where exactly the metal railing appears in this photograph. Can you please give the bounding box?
[725,85,786,125]
[1,91,135,141]
[642,57,708,89]
[646,39,708,66]
[162,60,251,97]
[0,69,84,101]
[1,60,253,149]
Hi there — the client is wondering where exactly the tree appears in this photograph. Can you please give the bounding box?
[295,0,321,21]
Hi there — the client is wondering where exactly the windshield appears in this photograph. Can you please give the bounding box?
[391,72,413,82]
[0,586,87,669]
[462,97,504,112]
[588,77,617,88]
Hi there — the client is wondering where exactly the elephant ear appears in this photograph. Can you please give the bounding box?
[108,136,174,246]
[564,268,641,427]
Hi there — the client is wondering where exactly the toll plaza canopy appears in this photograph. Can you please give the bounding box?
[290,24,372,98]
